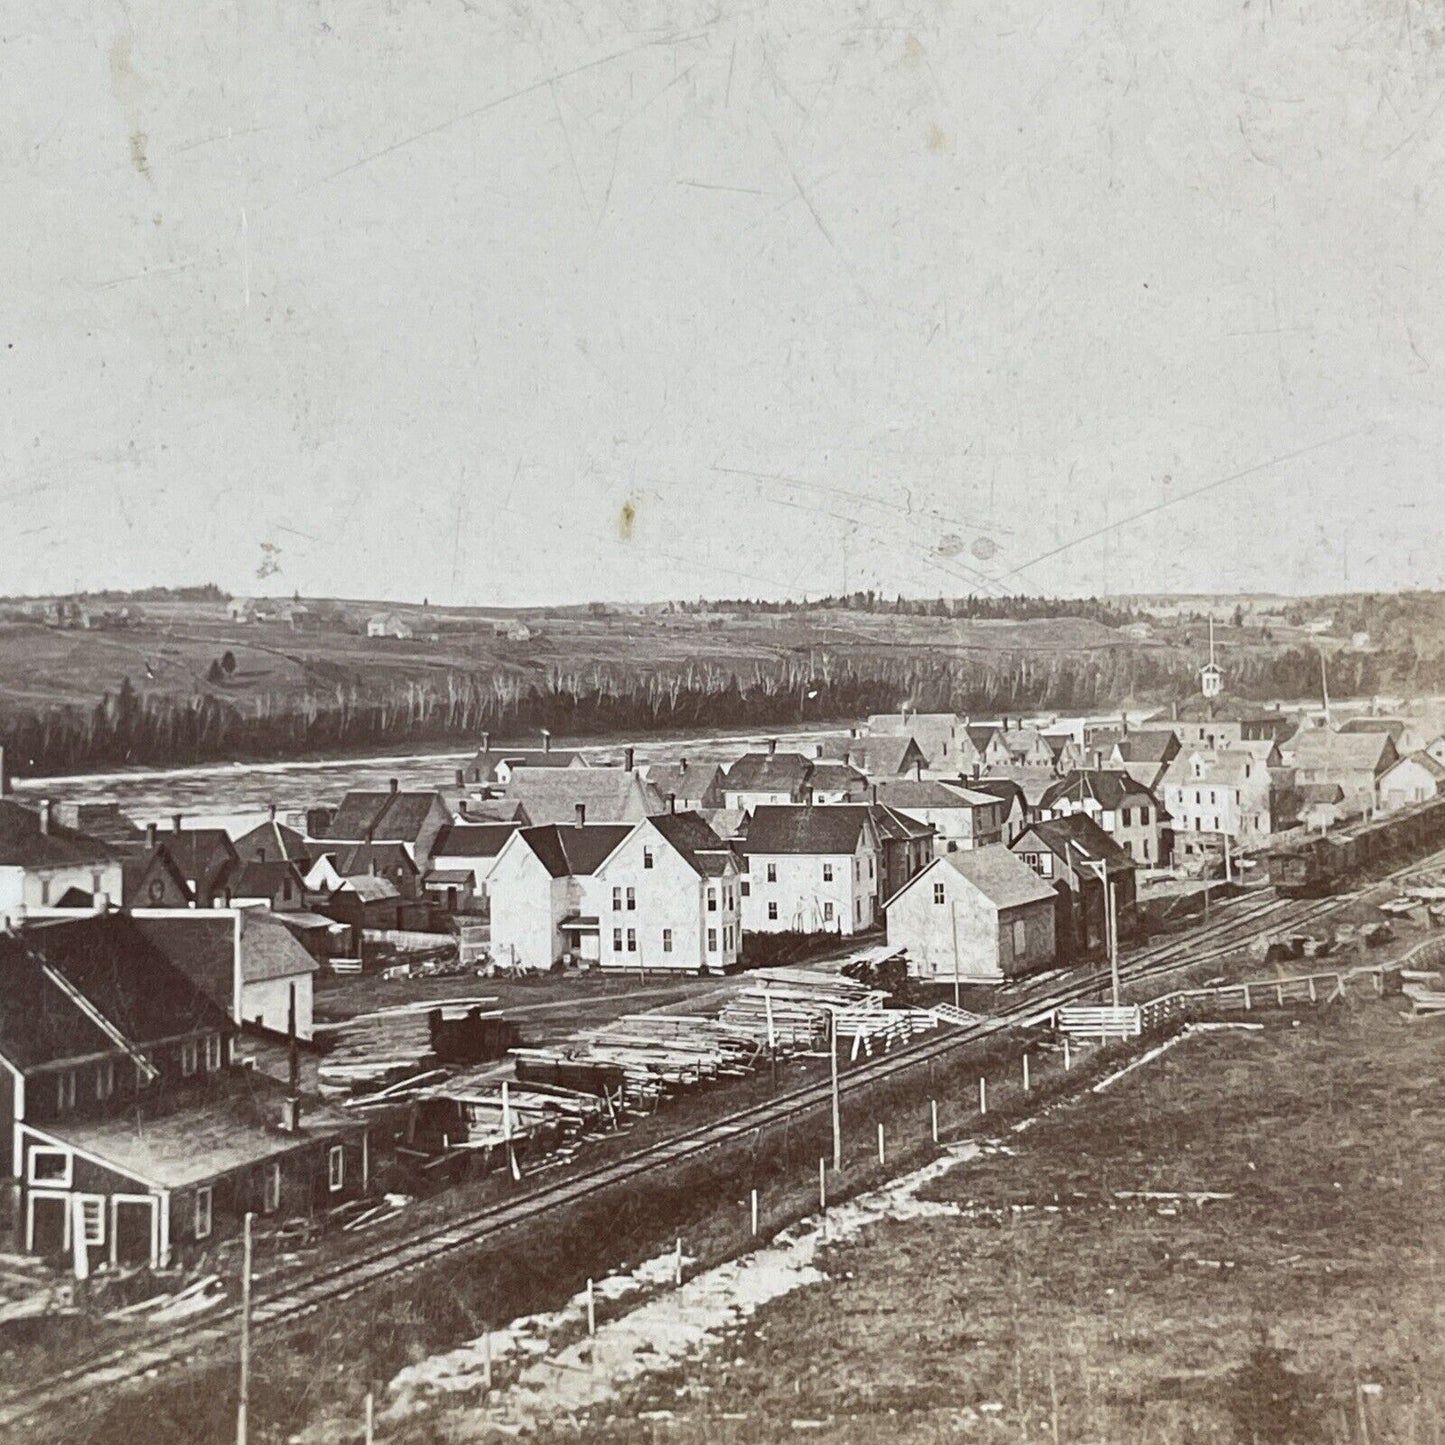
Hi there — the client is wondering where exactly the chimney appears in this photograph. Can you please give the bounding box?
[38,799,51,835]
[268,801,277,821]
[173,813,183,834]
[914,760,924,781]
[1121,710,1129,738]
[92,890,109,913]
[280,984,302,1132]
[972,762,981,781]
[257,847,267,862]
[767,738,777,756]
[1171,700,1179,721]
[542,729,552,754]
[481,730,491,752]
[624,747,635,772]
[668,792,676,814]
[145,821,157,850]
[575,802,586,827]
[458,799,470,818]
[455,769,465,788]
[0,745,9,796]
[389,777,399,793]
[679,757,688,774]
[814,743,823,758]
[871,783,878,806]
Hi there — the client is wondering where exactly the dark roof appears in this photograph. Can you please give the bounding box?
[519,823,633,878]
[157,827,236,884]
[868,804,935,842]
[1015,814,1135,874]
[966,725,1003,750]
[870,779,999,810]
[644,762,723,802]
[1040,770,1158,813]
[0,914,232,1072]
[325,790,444,843]
[133,913,234,1011]
[226,859,306,898]
[433,823,523,859]
[0,800,115,869]
[722,753,813,794]
[1298,781,1347,805]
[121,846,194,906]
[837,736,926,777]
[232,818,308,862]
[648,811,733,876]
[1113,730,1181,765]
[740,805,871,856]
[807,761,868,794]
[1338,717,1407,739]
[466,746,586,780]
[307,840,419,877]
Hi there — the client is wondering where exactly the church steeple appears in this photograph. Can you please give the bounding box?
[1200,616,1223,699]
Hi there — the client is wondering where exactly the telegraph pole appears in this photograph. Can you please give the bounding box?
[237,1211,253,1445]
[829,1007,842,1171]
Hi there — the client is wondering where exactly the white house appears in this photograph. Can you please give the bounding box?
[868,779,1006,855]
[1379,751,1445,812]
[884,847,1057,983]
[428,823,524,906]
[366,613,414,639]
[1161,745,1279,858]
[719,745,815,809]
[1038,770,1165,867]
[0,800,123,914]
[739,805,881,937]
[588,811,742,974]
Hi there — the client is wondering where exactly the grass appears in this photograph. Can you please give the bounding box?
[521,995,1445,1444]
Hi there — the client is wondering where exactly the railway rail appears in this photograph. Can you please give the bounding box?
[0,861,1420,1432]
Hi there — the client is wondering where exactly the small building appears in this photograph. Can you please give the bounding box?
[429,823,524,908]
[319,784,453,869]
[121,844,194,909]
[1378,751,1445,812]
[1009,814,1137,958]
[1107,729,1181,793]
[232,813,309,865]
[463,733,592,787]
[1038,770,1164,868]
[366,612,414,640]
[868,804,937,909]
[884,847,1057,983]
[219,858,309,911]
[865,711,978,771]
[1280,729,1399,816]
[720,745,815,809]
[739,805,881,937]
[642,759,725,811]
[868,777,1007,855]
[503,768,665,827]
[137,819,238,907]
[0,799,123,913]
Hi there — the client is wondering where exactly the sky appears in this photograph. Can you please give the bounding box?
[3,0,1443,606]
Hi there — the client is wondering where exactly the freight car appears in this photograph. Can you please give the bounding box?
[1265,793,1445,896]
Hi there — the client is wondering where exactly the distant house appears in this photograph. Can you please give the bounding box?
[1039,770,1164,868]
[232,814,309,865]
[998,725,1057,771]
[0,800,122,913]
[1379,752,1445,812]
[227,598,256,623]
[1107,730,1181,793]
[831,735,929,780]
[720,746,815,810]
[318,784,453,869]
[366,613,413,640]
[1338,716,1408,743]
[966,778,1033,845]
[642,759,725,812]
[302,840,421,901]
[865,711,977,771]
[121,844,194,909]
[52,802,142,849]
[1009,814,1137,957]
[1119,621,1154,641]
[219,859,308,911]
[739,805,881,937]
[807,760,869,803]
[504,768,665,827]
[1156,697,1296,750]
[1041,733,1087,775]
[885,847,1057,983]
[463,733,592,788]
[1280,729,1399,816]
[429,822,524,907]
[868,779,1007,855]
[965,726,1014,772]
[1160,743,1281,857]
[868,805,937,914]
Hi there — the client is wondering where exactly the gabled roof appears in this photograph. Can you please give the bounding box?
[1001,727,1049,758]
[868,803,935,842]
[836,736,928,777]
[967,778,1025,812]
[232,818,308,863]
[239,909,321,981]
[966,725,1005,751]
[646,811,735,876]
[225,858,306,898]
[1285,729,1399,774]
[0,800,115,869]
[866,711,962,736]
[466,745,588,780]
[869,779,1000,810]
[643,761,723,803]
[698,807,749,842]
[1165,747,1272,791]
[1041,734,1075,760]
[1015,814,1134,875]
[0,914,232,1071]
[1384,750,1445,782]
[739,805,872,856]
[432,823,523,859]
[325,790,446,843]
[807,761,868,794]
[1040,770,1158,813]
[1339,717,1407,739]
[1113,730,1181,765]
[504,768,664,825]
[722,752,813,794]
[305,839,419,877]
[1298,782,1347,806]
[941,846,1058,909]
[336,875,401,902]
[121,846,193,907]
[516,823,634,879]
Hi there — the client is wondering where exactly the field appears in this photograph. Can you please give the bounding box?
[527,997,1445,1445]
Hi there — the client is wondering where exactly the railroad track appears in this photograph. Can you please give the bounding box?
[0,866,1417,1432]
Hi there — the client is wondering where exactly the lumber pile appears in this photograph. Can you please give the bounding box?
[316,998,501,1098]
[717,969,875,1053]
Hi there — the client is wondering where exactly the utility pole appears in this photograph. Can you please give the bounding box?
[1086,859,1120,1008]
[829,1006,842,1171]
[949,899,961,1011]
[237,1211,253,1445]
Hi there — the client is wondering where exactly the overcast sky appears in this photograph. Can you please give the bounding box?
[4,0,1442,605]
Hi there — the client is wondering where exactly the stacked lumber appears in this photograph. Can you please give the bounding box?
[316,998,500,1098]
[1402,978,1445,1016]
[718,970,878,1053]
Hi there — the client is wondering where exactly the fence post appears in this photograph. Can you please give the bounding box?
[819,1157,827,1212]
[1243,984,1251,1011]
[483,1329,492,1392]
[978,1076,987,1115]
[1309,976,1317,1003]
[1374,969,1384,996]
[751,1187,759,1238]
[1276,982,1284,1006]
[930,1098,939,1144]
[364,1392,374,1445]
[1022,1053,1031,1092]
[586,1277,596,1336]
[1063,1037,1071,1071]
[674,1238,683,1287]
[877,1122,885,1164]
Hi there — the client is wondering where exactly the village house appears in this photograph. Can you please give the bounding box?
[1280,728,1399,817]
[828,734,930,780]
[314,783,453,870]
[120,842,194,909]
[1106,729,1182,794]
[884,846,1057,983]
[1041,733,1087,774]
[1009,813,1137,958]
[302,840,422,901]
[1378,751,1445,812]
[503,764,665,826]
[462,732,592,788]
[867,803,936,906]
[129,818,239,907]
[965,725,1015,772]
[806,759,869,803]
[313,873,406,935]
[51,802,143,848]
[0,799,123,914]
[1160,744,1281,859]
[739,805,882,937]
[218,858,309,911]
[366,612,414,639]
[134,907,320,1039]
[869,777,1007,855]
[1038,770,1164,867]
[865,711,978,771]
[966,778,1035,845]
[232,811,309,865]
[1154,696,1296,751]
[0,913,373,1269]
[719,743,816,809]
[429,822,524,909]
[641,759,725,811]
[998,723,1058,771]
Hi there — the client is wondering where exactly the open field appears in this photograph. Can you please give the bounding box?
[529,997,1445,1445]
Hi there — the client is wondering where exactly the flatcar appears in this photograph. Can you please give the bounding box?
[1266,792,1445,896]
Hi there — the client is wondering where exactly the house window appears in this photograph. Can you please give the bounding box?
[205,1034,223,1072]
[707,928,717,951]
[180,1041,198,1077]
[766,863,777,883]
[822,863,834,883]
[39,879,50,906]
[662,928,673,953]
[643,847,654,870]
[27,1148,71,1187]
[96,1059,115,1101]
[79,1196,105,1247]
[195,1185,213,1239]
[1143,839,1151,862]
[328,1145,345,1192]
[263,1162,281,1214]
[1012,920,1027,956]
[740,880,750,897]
[823,902,834,921]
[626,887,636,911]
[933,881,946,905]
[768,902,778,921]
[1121,807,1131,827]
[626,929,637,953]
[56,1071,76,1112]
[613,928,623,952]
[868,858,874,879]
[707,890,717,911]
[612,887,622,911]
